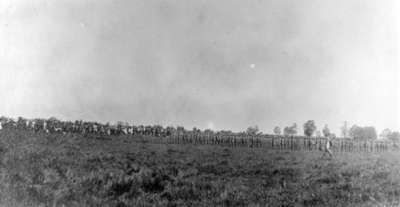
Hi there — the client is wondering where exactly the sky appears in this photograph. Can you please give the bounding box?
[0,0,399,135]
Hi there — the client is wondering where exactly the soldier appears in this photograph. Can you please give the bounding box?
[93,123,98,134]
[322,136,334,159]
[43,120,49,133]
[107,127,111,136]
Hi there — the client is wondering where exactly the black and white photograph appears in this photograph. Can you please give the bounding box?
[0,0,399,206]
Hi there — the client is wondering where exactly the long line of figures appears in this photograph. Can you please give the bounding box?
[0,116,182,136]
[0,116,257,138]
[0,116,395,153]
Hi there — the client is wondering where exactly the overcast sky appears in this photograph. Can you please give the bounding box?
[0,0,399,134]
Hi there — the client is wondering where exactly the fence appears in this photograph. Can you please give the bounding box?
[147,133,393,153]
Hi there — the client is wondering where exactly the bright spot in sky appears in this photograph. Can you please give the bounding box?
[207,121,215,130]
[249,64,256,69]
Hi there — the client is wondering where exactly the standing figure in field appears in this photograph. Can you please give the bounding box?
[43,120,49,133]
[321,136,333,159]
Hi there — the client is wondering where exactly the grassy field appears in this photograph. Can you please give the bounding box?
[0,129,399,207]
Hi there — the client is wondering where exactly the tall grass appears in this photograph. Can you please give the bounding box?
[0,129,399,206]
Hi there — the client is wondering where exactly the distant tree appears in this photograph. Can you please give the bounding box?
[303,120,317,137]
[341,121,349,138]
[283,123,297,136]
[315,130,322,137]
[349,125,377,140]
[292,123,297,135]
[349,125,362,139]
[362,126,377,140]
[283,127,290,136]
[273,126,281,135]
[322,124,331,137]
[48,116,59,121]
[380,128,392,139]
[246,125,261,136]
[388,131,400,143]
[219,130,233,135]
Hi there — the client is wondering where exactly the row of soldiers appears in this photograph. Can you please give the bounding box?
[0,117,265,147]
[0,116,176,137]
[0,116,265,140]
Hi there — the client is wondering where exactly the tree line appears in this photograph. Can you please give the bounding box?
[267,120,400,143]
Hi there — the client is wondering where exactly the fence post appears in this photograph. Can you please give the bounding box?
[272,137,274,149]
